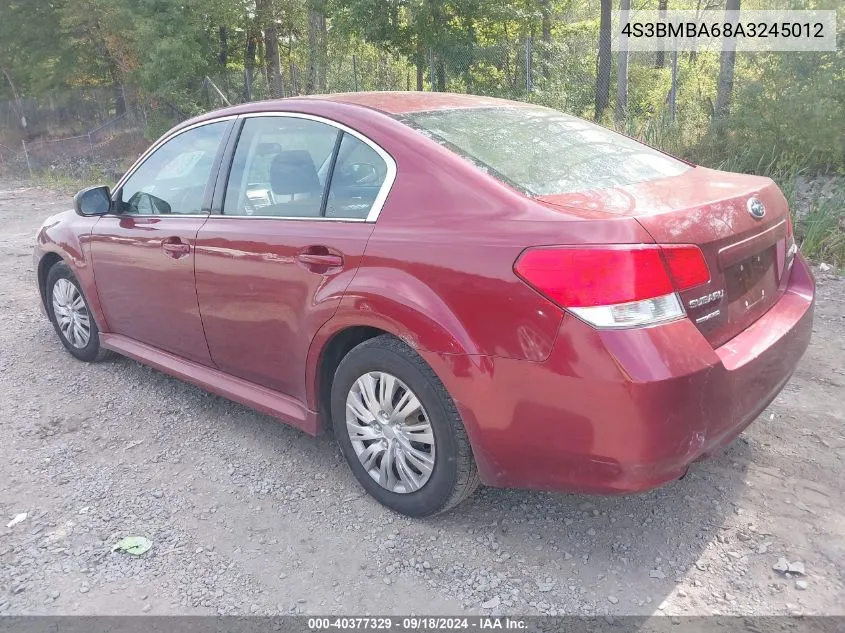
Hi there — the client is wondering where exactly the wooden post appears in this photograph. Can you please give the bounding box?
[21,139,32,179]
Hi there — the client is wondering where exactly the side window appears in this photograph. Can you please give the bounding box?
[119,121,228,215]
[224,117,340,217]
[325,134,389,219]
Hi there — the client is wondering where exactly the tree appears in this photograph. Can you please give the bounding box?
[539,0,552,82]
[615,0,630,127]
[714,0,741,120]
[655,0,668,68]
[306,0,328,93]
[257,0,285,98]
[595,0,612,120]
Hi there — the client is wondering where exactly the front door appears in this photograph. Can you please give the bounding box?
[195,114,393,401]
[90,120,231,365]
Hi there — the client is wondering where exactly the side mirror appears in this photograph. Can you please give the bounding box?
[74,186,111,216]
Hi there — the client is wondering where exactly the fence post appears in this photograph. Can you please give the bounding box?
[87,132,94,156]
[352,55,358,91]
[21,139,32,179]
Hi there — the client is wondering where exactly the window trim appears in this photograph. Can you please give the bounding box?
[111,116,239,217]
[217,111,397,223]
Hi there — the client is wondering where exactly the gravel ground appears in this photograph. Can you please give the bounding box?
[1,181,843,617]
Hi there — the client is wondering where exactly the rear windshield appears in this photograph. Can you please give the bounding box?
[401,106,690,196]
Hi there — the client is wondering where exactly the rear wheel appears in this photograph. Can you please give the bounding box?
[331,335,479,517]
[45,261,108,362]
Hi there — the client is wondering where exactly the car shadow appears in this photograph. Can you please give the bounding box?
[424,436,754,614]
[103,353,755,615]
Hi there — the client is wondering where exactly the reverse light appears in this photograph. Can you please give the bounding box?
[513,245,710,328]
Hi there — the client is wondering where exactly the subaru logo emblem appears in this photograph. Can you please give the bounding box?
[747,198,766,219]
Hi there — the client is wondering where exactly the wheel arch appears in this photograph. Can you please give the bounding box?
[37,252,64,309]
[307,299,483,435]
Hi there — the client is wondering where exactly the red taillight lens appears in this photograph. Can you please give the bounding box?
[661,245,711,290]
[513,244,709,309]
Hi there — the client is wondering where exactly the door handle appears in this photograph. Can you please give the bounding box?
[296,253,343,267]
[161,237,190,258]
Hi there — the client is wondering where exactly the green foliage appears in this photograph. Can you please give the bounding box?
[1,0,842,181]
[799,186,845,266]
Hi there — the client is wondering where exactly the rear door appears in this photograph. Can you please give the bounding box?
[90,119,232,365]
[194,113,394,401]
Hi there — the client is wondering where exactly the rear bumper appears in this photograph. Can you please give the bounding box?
[427,254,815,493]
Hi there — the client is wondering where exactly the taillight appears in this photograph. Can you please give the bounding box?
[514,245,710,328]
[785,213,797,269]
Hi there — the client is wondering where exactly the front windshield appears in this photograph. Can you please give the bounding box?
[402,105,691,196]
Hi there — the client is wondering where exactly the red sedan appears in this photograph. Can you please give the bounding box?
[34,92,814,516]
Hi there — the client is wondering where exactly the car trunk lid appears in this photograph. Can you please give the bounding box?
[537,167,794,347]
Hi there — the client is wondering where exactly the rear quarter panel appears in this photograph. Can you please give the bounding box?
[305,103,656,412]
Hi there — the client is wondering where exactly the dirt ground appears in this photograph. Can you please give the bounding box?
[0,180,843,617]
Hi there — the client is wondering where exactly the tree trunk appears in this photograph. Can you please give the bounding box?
[655,0,668,68]
[264,25,284,97]
[219,26,228,68]
[306,1,326,93]
[244,32,257,101]
[435,55,446,92]
[714,0,741,120]
[540,0,552,81]
[595,0,612,120]
[108,61,125,116]
[318,6,327,91]
[615,0,630,128]
[415,39,424,90]
[112,81,126,117]
[255,0,283,98]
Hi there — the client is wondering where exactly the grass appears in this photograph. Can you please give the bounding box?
[799,187,845,268]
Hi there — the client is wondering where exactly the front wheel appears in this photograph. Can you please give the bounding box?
[331,335,479,517]
[45,261,108,362]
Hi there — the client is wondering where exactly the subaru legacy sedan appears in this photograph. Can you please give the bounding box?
[34,92,814,516]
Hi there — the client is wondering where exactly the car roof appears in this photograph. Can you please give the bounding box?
[292,91,519,115]
[183,92,522,127]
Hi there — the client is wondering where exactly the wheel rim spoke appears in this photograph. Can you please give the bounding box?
[377,373,397,411]
[395,450,422,492]
[345,371,436,494]
[401,421,434,445]
[399,439,435,476]
[392,389,422,422]
[378,444,398,489]
[346,418,382,441]
[346,391,375,424]
[356,373,382,418]
[358,442,383,471]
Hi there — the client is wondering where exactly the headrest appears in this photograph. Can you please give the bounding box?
[270,150,320,195]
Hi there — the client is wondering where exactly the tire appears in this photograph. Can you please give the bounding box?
[45,261,109,362]
[331,334,479,517]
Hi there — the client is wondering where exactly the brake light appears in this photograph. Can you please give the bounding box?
[661,245,711,290]
[514,245,710,328]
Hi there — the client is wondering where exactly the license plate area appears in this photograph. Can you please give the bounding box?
[724,247,778,320]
